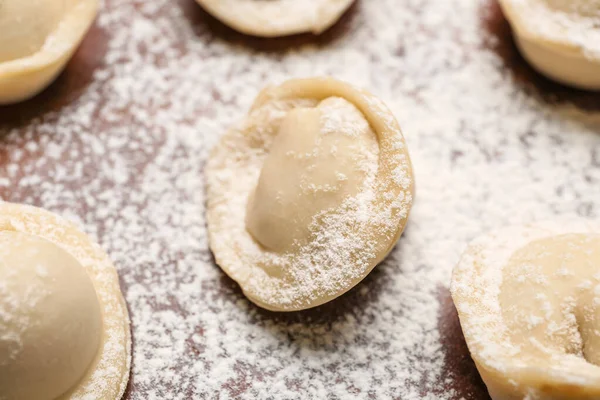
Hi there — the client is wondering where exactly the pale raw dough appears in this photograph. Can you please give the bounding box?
[195,0,355,37]
[499,0,600,90]
[451,221,600,400]
[206,77,414,311]
[0,202,131,400]
[0,0,98,104]
[0,232,101,400]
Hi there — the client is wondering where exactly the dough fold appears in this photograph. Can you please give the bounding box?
[206,77,414,311]
[195,0,355,37]
[0,0,98,104]
[452,221,600,399]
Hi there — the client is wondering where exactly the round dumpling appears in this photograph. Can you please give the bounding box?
[0,0,98,104]
[0,203,130,400]
[452,221,600,399]
[206,77,415,311]
[498,0,600,90]
[195,0,355,37]
[0,231,102,400]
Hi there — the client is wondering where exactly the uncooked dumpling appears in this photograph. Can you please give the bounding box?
[195,0,355,37]
[451,221,600,399]
[206,77,414,311]
[0,0,98,104]
[0,202,130,400]
[499,0,600,90]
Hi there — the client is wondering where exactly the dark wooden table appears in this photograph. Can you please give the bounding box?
[1,1,598,398]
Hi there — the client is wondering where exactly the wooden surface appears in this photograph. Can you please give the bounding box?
[1,1,598,398]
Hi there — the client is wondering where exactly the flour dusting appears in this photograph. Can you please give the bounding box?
[1,0,600,399]
[206,87,410,311]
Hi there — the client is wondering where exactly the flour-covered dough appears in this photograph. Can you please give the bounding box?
[206,77,414,311]
[0,0,98,104]
[195,0,355,37]
[451,221,600,399]
[0,202,130,400]
[499,0,600,90]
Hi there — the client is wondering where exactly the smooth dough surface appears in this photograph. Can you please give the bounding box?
[206,77,414,311]
[0,0,98,104]
[246,97,378,252]
[0,231,102,400]
[451,221,600,400]
[499,0,600,90]
[0,202,131,400]
[195,0,355,37]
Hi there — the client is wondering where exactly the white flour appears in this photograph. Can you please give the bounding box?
[1,0,600,399]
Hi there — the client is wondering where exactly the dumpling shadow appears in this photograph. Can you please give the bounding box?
[211,235,408,349]
[178,0,360,53]
[0,21,109,131]
[435,286,490,400]
[479,0,600,113]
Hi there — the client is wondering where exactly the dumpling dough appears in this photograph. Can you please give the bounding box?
[498,0,600,90]
[0,0,98,104]
[0,202,130,400]
[451,221,600,400]
[195,0,355,37]
[206,77,414,311]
